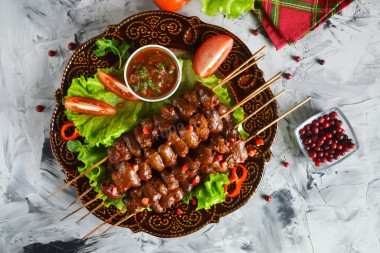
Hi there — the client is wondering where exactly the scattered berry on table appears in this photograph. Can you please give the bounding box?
[319,59,325,65]
[48,50,55,57]
[294,56,301,62]
[36,105,44,112]
[68,42,76,50]
[252,30,259,36]
[285,73,292,80]
[265,195,272,202]
[284,162,290,168]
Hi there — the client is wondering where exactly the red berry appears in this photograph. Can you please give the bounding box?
[323,122,330,129]
[319,59,326,65]
[299,129,306,135]
[284,162,290,168]
[326,133,332,138]
[327,156,333,162]
[318,117,325,124]
[36,105,44,112]
[323,115,330,121]
[350,143,356,149]
[337,144,343,150]
[295,56,301,62]
[315,161,322,167]
[68,42,76,50]
[329,111,337,119]
[265,195,272,202]
[308,150,317,159]
[252,30,259,36]
[48,50,55,57]
[285,73,292,80]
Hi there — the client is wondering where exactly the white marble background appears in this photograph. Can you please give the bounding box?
[1,0,380,252]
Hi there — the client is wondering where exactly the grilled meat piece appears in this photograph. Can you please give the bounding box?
[170,165,189,182]
[141,118,159,139]
[182,89,201,109]
[158,143,177,167]
[129,188,148,207]
[142,181,161,202]
[204,109,223,133]
[122,133,142,157]
[195,82,219,109]
[135,157,152,181]
[111,162,141,193]
[200,164,216,181]
[178,124,200,148]
[216,103,234,125]
[223,122,242,144]
[153,114,173,135]
[161,104,181,124]
[114,138,133,161]
[189,113,209,141]
[159,192,176,209]
[231,141,248,163]
[179,179,194,195]
[122,195,142,214]
[172,98,196,121]
[151,177,168,196]
[134,126,153,149]
[150,201,164,213]
[210,134,230,154]
[167,130,189,157]
[160,170,179,191]
[107,147,122,164]
[171,187,185,201]
[180,156,201,171]
[194,144,214,165]
[145,149,165,172]
[101,181,122,200]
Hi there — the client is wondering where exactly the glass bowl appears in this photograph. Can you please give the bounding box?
[294,107,359,169]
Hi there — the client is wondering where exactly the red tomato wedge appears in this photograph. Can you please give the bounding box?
[97,70,140,102]
[154,0,191,12]
[64,96,116,116]
[193,35,234,78]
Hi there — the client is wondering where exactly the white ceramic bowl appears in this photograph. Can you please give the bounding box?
[124,44,182,102]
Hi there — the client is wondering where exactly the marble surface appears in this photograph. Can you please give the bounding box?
[1,0,380,252]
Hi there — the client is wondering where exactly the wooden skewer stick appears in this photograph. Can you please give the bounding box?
[46,156,109,199]
[234,89,286,129]
[81,207,126,241]
[99,212,138,236]
[76,202,104,223]
[212,46,266,91]
[60,193,104,221]
[245,96,312,143]
[212,55,266,91]
[66,186,94,209]
[221,72,282,119]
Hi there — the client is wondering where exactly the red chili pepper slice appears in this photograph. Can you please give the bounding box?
[112,186,118,196]
[142,197,150,206]
[177,209,184,215]
[256,138,264,146]
[224,164,248,198]
[191,198,197,205]
[143,127,151,135]
[61,122,80,141]
[248,149,256,157]
[182,164,188,170]
[191,175,200,186]
[217,155,224,161]
[132,164,139,172]
[117,102,125,108]
[220,161,227,170]
[188,125,193,132]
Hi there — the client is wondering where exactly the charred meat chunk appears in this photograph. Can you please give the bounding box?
[195,83,219,109]
[170,165,189,182]
[210,134,230,154]
[122,133,142,157]
[142,181,162,202]
[182,89,201,109]
[141,118,159,139]
[161,104,181,124]
[172,98,196,121]
[189,113,209,141]
[216,103,234,125]
[204,109,223,133]
[101,181,122,200]
[160,170,179,191]
[153,114,173,135]
[114,138,132,161]
[107,147,122,164]
[135,157,152,181]
[167,130,189,157]
[194,144,214,165]
[145,149,165,172]
[158,143,177,167]
[178,124,200,149]
[122,195,142,214]
[133,126,153,149]
[151,177,168,196]
[111,162,141,193]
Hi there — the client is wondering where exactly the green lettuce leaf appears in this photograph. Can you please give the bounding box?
[183,173,229,210]
[201,0,255,19]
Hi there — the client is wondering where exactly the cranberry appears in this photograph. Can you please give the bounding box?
[306,130,313,136]
[339,129,345,134]
[321,157,327,163]
[265,195,272,202]
[312,126,319,134]
[327,156,333,162]
[343,147,350,152]
[308,150,317,159]
[311,134,318,142]
[284,162,290,168]
[328,150,335,155]
[333,139,338,144]
[325,139,332,145]
[310,143,316,148]
[336,120,342,126]
[318,117,325,124]
[252,30,259,36]
[331,143,337,149]
[317,151,324,157]
[299,129,306,135]
[324,151,329,157]
[329,119,335,126]
[329,111,337,119]
[48,50,55,57]
[323,115,330,121]
[350,143,356,149]
[332,130,337,135]
[337,144,343,150]
[305,124,311,131]
[315,161,322,167]
[36,105,44,112]
[68,42,76,50]
[305,145,310,151]
[285,73,292,80]
[342,134,348,140]
[333,154,340,160]
[323,122,330,129]
[319,59,326,65]
[294,56,301,62]
[326,133,332,138]
[315,146,321,151]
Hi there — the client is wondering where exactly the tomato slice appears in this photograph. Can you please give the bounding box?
[97,71,140,102]
[193,35,234,78]
[64,96,116,116]
[154,0,191,12]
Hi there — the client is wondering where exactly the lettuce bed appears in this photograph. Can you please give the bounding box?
[66,59,247,210]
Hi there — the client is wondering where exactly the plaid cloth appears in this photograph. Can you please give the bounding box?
[253,0,355,50]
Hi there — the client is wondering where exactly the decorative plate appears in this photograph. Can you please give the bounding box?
[50,11,278,238]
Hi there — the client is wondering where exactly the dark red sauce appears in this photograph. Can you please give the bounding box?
[127,47,178,99]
